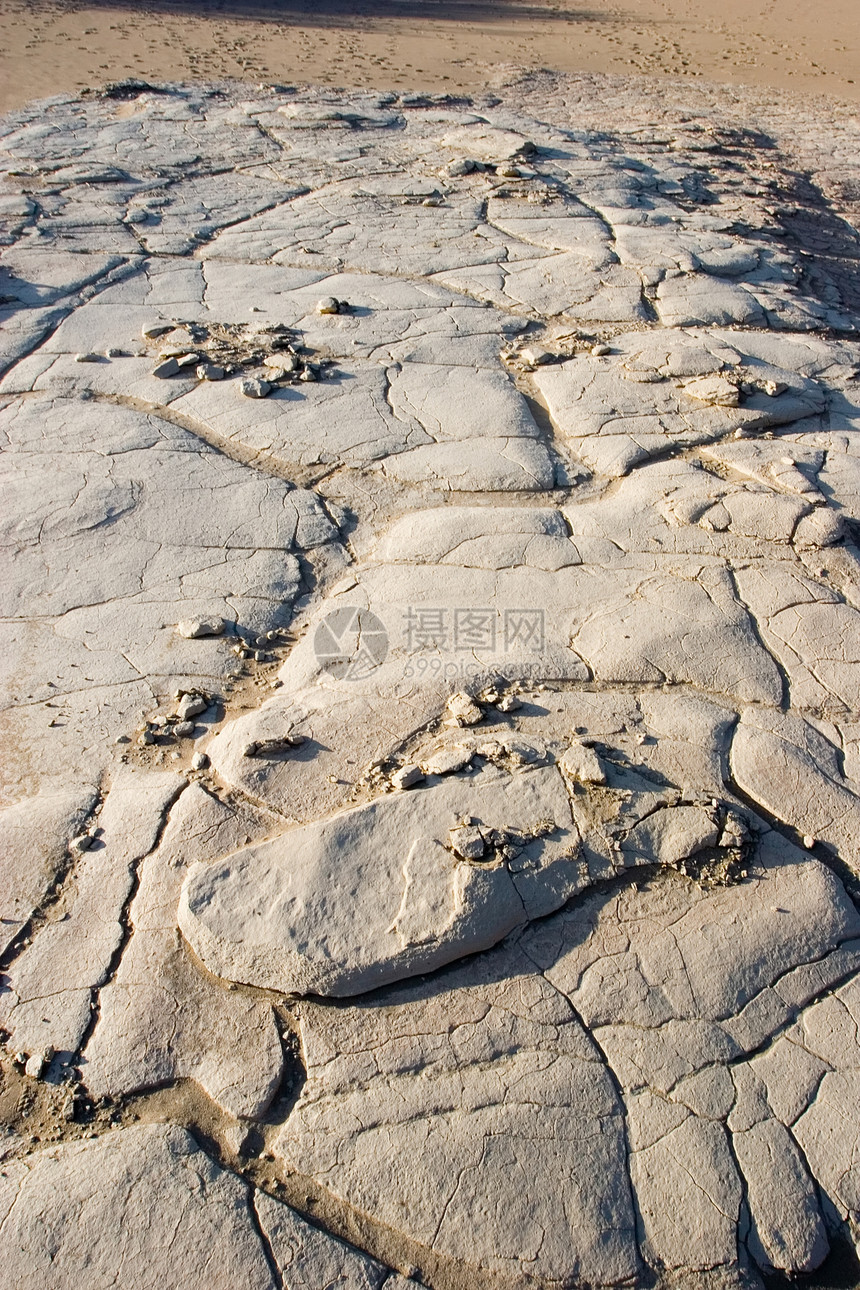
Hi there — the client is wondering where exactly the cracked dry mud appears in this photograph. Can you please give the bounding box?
[1,70,860,1290]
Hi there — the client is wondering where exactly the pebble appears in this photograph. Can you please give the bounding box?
[422,746,473,777]
[519,345,552,367]
[496,164,522,179]
[591,343,611,357]
[176,693,208,720]
[24,1052,48,1079]
[69,833,92,854]
[141,321,173,339]
[803,834,816,850]
[190,751,209,771]
[497,693,521,713]
[173,721,196,738]
[196,363,224,381]
[242,735,305,758]
[104,347,127,358]
[138,730,155,746]
[152,357,180,379]
[74,352,100,363]
[264,354,298,375]
[391,764,425,790]
[316,296,340,315]
[175,352,200,369]
[176,617,225,639]
[446,691,484,726]
[238,377,271,398]
[447,158,476,176]
[448,824,486,861]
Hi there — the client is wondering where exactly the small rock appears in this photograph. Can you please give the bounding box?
[479,738,541,768]
[559,740,607,785]
[69,834,92,854]
[264,354,299,375]
[152,358,180,379]
[391,764,424,790]
[316,296,340,315]
[138,730,155,746]
[448,824,486,861]
[176,618,225,639]
[496,164,522,178]
[238,377,271,399]
[720,810,750,849]
[591,343,611,357]
[422,746,473,777]
[175,352,200,369]
[497,693,521,713]
[446,691,483,726]
[141,321,173,339]
[447,158,476,176]
[24,1053,46,1079]
[104,347,126,358]
[422,197,442,207]
[74,352,100,363]
[803,834,816,850]
[190,751,209,771]
[173,721,196,738]
[683,375,740,408]
[242,735,305,758]
[519,345,552,367]
[762,379,788,397]
[196,363,224,381]
[176,693,208,721]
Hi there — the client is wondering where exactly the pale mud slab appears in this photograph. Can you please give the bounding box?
[1,74,860,1290]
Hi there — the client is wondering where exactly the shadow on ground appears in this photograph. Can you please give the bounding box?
[24,0,614,28]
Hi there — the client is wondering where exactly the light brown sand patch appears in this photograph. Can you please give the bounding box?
[0,0,857,113]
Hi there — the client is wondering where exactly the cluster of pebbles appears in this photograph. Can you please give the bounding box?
[142,316,329,395]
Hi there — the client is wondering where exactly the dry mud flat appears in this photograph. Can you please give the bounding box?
[1,72,860,1289]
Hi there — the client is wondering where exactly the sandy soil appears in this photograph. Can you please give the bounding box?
[0,0,857,114]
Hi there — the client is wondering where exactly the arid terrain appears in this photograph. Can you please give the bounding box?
[0,0,858,112]
[2,1,860,1287]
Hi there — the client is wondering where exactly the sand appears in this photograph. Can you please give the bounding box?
[0,0,857,114]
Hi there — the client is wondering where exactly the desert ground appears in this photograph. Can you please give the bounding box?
[3,3,860,1290]
[0,0,858,111]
